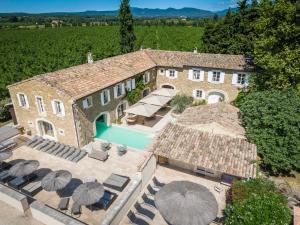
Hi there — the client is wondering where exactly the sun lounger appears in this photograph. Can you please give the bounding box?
[58,197,70,210]
[8,173,38,189]
[57,146,70,157]
[127,210,149,225]
[89,149,109,162]
[36,140,50,150]
[152,177,165,188]
[0,170,15,183]
[47,143,60,154]
[26,136,39,146]
[21,181,42,196]
[147,185,157,196]
[62,147,76,159]
[71,203,81,215]
[72,151,87,163]
[0,139,16,151]
[31,138,44,148]
[99,190,117,210]
[141,193,155,208]
[52,144,65,155]
[134,202,155,220]
[67,149,81,161]
[103,174,130,192]
[41,141,56,152]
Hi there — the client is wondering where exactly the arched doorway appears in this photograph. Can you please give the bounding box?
[94,112,110,137]
[207,91,225,104]
[161,84,175,90]
[37,119,56,140]
[116,101,128,120]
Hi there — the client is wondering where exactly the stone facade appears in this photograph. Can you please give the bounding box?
[8,79,78,146]
[156,66,245,103]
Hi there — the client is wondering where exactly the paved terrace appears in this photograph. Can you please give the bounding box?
[121,165,229,225]
[3,140,151,225]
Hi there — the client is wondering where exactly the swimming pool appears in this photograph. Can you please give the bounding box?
[95,122,153,150]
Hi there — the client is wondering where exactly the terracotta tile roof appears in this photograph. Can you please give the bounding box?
[9,50,250,100]
[144,49,250,71]
[36,50,156,100]
[177,103,246,138]
[151,123,257,178]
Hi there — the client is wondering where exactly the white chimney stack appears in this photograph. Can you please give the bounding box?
[87,52,93,64]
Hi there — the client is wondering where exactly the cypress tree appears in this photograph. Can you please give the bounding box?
[119,0,136,54]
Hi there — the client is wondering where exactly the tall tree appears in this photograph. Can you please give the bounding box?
[118,0,136,54]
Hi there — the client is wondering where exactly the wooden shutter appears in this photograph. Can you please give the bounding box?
[126,80,132,91]
[113,86,117,98]
[17,94,22,107]
[208,71,213,83]
[100,92,104,105]
[51,101,57,114]
[202,90,206,99]
[174,70,178,79]
[60,102,65,117]
[166,70,170,78]
[131,79,136,90]
[200,70,205,81]
[24,94,29,108]
[188,69,193,80]
[232,73,238,85]
[220,72,225,83]
[245,74,250,86]
[82,99,88,109]
[192,90,196,98]
[121,83,125,95]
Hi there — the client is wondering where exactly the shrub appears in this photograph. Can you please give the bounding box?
[170,94,193,113]
[225,193,291,225]
[192,99,206,106]
[0,98,11,121]
[239,90,300,174]
[126,77,145,104]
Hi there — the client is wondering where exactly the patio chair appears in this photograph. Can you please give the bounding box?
[26,136,39,146]
[117,145,127,156]
[214,184,223,193]
[152,177,165,188]
[126,115,137,125]
[67,149,81,161]
[41,141,56,152]
[0,170,15,183]
[147,184,157,196]
[58,197,70,211]
[62,147,76,159]
[0,139,16,151]
[47,143,60,154]
[72,150,87,163]
[57,146,70,157]
[99,190,117,210]
[134,202,155,220]
[89,149,109,162]
[71,203,81,216]
[8,173,38,189]
[36,140,50,150]
[141,193,156,208]
[31,138,44,148]
[21,181,42,196]
[51,144,65,155]
[100,142,111,151]
[127,210,149,225]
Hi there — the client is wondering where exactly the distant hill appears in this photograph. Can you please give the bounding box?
[0,7,237,18]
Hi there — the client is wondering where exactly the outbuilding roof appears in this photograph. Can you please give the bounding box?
[151,123,257,178]
[8,49,250,100]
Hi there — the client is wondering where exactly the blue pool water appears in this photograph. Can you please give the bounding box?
[95,122,153,150]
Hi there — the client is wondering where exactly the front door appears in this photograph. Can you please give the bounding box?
[38,121,55,139]
[117,103,126,119]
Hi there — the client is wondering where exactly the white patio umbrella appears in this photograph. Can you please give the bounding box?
[125,103,161,117]
[140,95,172,106]
[152,88,177,97]
[155,181,218,225]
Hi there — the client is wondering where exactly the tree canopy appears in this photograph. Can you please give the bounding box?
[239,90,300,174]
[119,0,136,53]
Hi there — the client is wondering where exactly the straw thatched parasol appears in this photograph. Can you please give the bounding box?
[9,160,39,177]
[72,182,104,206]
[41,170,72,192]
[155,181,218,225]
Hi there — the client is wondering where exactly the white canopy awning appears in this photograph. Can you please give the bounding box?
[152,88,177,97]
[140,95,172,106]
[125,103,161,117]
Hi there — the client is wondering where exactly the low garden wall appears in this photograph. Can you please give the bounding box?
[0,184,29,213]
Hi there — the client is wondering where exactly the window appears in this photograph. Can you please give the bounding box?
[52,100,65,116]
[143,72,150,84]
[193,70,201,80]
[237,73,247,85]
[126,79,136,91]
[100,89,110,105]
[82,96,92,109]
[212,71,221,82]
[114,83,125,98]
[17,93,28,108]
[36,97,45,114]
[169,70,176,78]
[193,89,204,99]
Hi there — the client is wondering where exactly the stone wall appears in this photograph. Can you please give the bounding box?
[156,66,244,102]
[8,79,78,147]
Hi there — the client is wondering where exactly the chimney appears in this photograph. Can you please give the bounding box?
[87,52,93,64]
[193,47,198,54]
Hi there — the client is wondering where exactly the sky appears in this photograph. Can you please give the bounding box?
[0,0,236,13]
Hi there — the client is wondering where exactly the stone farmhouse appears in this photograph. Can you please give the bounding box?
[8,49,251,148]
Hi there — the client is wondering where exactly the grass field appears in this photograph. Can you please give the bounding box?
[0,26,204,98]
